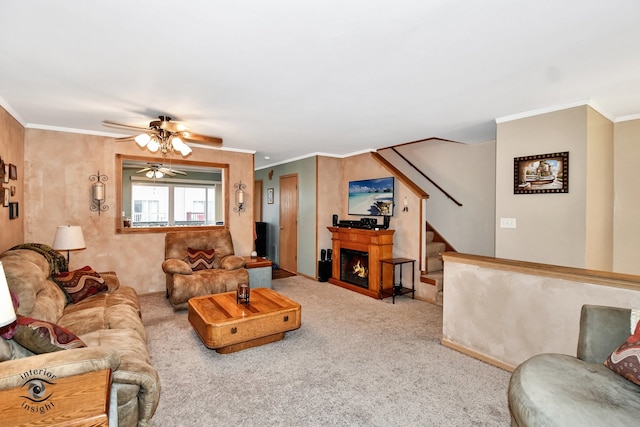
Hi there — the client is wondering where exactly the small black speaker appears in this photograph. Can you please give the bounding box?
[320,249,326,261]
[383,216,390,229]
[327,249,332,261]
[332,214,338,227]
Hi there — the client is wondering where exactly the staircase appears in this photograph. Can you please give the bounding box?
[421,226,454,306]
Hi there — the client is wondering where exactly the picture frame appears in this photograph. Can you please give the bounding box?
[2,187,9,207]
[267,188,274,204]
[0,157,4,181]
[9,202,18,219]
[8,164,17,180]
[514,151,569,194]
[3,164,8,184]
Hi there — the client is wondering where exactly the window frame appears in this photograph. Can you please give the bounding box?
[116,154,229,234]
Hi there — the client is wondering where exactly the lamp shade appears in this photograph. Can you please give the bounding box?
[0,261,17,328]
[52,225,86,251]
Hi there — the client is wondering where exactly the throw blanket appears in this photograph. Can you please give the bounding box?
[8,243,69,274]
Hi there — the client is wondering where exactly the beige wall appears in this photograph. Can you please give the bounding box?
[585,108,614,271]
[496,106,590,268]
[442,254,640,370]
[340,153,426,299]
[316,156,342,255]
[0,107,24,252]
[24,129,255,295]
[384,139,496,256]
[613,119,640,275]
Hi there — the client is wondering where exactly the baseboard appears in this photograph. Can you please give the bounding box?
[440,338,516,372]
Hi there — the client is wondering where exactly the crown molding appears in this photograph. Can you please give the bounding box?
[255,148,376,171]
[495,99,618,124]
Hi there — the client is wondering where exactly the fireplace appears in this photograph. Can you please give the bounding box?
[340,249,369,289]
[327,226,394,299]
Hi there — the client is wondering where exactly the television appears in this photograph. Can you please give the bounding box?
[348,177,394,216]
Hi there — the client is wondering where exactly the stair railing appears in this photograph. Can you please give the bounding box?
[391,147,463,207]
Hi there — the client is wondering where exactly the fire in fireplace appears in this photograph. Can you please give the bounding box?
[340,249,369,288]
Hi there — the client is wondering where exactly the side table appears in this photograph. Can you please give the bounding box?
[379,257,415,304]
[243,256,273,288]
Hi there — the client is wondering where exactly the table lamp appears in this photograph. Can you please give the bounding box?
[52,225,86,263]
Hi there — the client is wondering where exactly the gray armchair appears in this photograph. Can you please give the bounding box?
[508,305,640,426]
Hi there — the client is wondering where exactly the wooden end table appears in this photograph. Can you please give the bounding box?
[188,288,301,354]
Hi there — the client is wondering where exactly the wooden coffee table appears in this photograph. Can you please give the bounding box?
[188,288,301,354]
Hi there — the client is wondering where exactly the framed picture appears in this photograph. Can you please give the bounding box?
[9,202,18,219]
[3,164,8,184]
[0,158,4,181]
[267,188,274,204]
[514,151,569,194]
[8,164,17,180]
[2,188,9,207]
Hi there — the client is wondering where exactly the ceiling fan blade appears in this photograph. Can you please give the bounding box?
[170,169,187,175]
[136,168,152,173]
[102,120,150,132]
[116,135,137,142]
[178,132,223,146]
[161,170,177,176]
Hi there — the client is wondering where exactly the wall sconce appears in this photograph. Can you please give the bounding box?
[90,171,109,215]
[233,181,246,215]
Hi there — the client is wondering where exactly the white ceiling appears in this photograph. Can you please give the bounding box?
[2,1,640,169]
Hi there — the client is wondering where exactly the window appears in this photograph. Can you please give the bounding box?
[117,155,227,233]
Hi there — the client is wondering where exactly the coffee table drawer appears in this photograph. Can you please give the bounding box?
[215,308,300,347]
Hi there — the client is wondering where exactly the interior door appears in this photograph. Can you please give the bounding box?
[279,174,298,273]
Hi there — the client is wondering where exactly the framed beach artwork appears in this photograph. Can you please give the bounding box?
[267,188,274,204]
[514,151,569,194]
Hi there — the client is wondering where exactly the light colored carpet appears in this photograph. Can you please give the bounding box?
[140,276,511,426]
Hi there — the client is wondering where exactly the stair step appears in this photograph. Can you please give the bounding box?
[420,271,443,292]
[426,241,446,257]
[425,256,443,273]
[426,231,435,243]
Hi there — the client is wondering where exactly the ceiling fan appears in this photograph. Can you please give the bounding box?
[103,115,223,157]
[136,163,187,179]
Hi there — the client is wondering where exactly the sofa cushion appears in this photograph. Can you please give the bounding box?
[604,322,640,386]
[59,286,145,341]
[13,315,86,354]
[187,248,215,271]
[53,266,108,303]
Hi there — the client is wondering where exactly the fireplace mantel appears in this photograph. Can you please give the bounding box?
[327,226,394,298]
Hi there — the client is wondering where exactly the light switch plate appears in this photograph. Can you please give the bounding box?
[500,218,516,228]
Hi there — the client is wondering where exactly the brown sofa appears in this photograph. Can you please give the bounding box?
[0,248,160,427]
[162,229,249,310]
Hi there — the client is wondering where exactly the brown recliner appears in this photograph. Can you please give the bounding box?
[162,229,249,310]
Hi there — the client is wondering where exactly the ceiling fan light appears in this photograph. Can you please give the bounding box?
[171,136,185,150]
[147,137,160,153]
[179,144,192,156]
[135,133,151,147]
[145,171,154,178]
[155,171,164,179]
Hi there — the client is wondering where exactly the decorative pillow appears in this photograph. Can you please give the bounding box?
[187,248,215,271]
[52,266,108,303]
[13,315,86,354]
[604,321,640,386]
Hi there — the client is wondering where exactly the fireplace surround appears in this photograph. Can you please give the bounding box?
[327,226,394,298]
